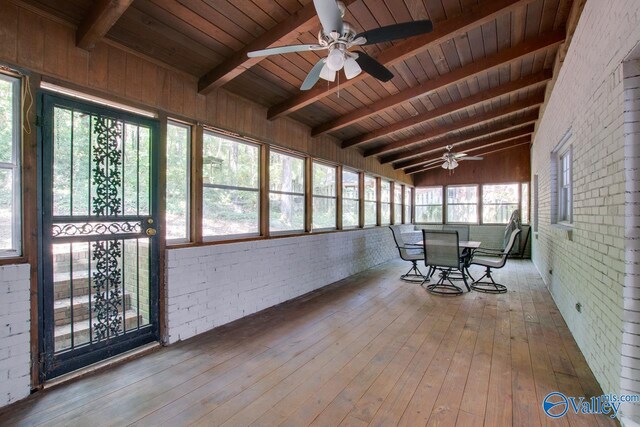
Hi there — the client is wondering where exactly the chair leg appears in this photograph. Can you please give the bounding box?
[400,261,427,283]
[461,269,470,292]
[470,266,507,294]
[424,268,463,296]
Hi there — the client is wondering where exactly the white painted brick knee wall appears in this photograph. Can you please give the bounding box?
[531,0,640,423]
[165,227,399,343]
[0,264,31,408]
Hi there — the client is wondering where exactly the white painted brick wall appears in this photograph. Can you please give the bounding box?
[0,264,31,408]
[621,58,640,423]
[165,227,398,343]
[531,0,640,423]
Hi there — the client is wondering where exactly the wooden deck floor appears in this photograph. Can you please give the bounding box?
[0,259,618,426]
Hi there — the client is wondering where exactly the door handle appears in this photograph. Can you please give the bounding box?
[146,228,157,236]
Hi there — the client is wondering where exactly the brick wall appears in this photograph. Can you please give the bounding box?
[0,264,31,407]
[621,58,640,423]
[165,227,399,343]
[530,0,640,423]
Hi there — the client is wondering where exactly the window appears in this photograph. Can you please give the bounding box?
[415,187,443,223]
[559,149,572,223]
[202,131,260,238]
[364,175,377,226]
[521,182,529,224]
[312,162,337,230]
[533,175,539,231]
[551,131,572,225]
[482,184,519,224]
[405,187,412,224]
[342,169,360,228]
[393,184,402,224]
[269,151,305,232]
[166,121,190,242]
[380,180,391,225]
[0,74,20,256]
[447,185,478,223]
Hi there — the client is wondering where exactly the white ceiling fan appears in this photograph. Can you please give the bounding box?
[247,0,433,90]
[422,145,484,172]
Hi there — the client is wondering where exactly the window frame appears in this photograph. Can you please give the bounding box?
[404,187,413,224]
[551,130,573,226]
[268,149,306,235]
[341,168,360,229]
[0,73,21,258]
[393,183,403,225]
[363,174,378,227]
[165,119,192,244]
[446,184,479,224]
[380,179,391,225]
[311,160,338,231]
[520,182,530,224]
[202,129,261,241]
[481,183,520,225]
[415,186,443,224]
[558,147,573,224]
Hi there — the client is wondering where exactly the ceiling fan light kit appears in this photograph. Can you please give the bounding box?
[423,144,484,172]
[246,0,433,90]
[343,55,362,79]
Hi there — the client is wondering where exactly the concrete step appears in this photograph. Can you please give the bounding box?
[54,293,133,327]
[53,270,91,300]
[54,309,145,351]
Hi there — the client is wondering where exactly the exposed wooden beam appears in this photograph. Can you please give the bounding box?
[267,0,536,120]
[342,70,550,149]
[381,115,537,165]
[364,95,543,157]
[76,0,133,50]
[392,124,535,170]
[406,136,531,175]
[311,30,564,137]
[198,0,355,94]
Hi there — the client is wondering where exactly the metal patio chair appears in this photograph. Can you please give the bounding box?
[389,226,426,283]
[469,228,521,294]
[421,230,469,295]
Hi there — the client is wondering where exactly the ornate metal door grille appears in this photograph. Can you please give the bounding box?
[40,93,159,379]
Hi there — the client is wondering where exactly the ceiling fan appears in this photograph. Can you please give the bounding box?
[423,145,484,172]
[246,0,433,90]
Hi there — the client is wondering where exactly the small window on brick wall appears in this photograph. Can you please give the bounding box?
[551,130,573,226]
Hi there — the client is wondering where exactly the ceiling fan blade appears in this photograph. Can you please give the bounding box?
[453,153,467,158]
[354,51,394,82]
[421,159,444,168]
[301,59,326,91]
[355,20,433,45]
[313,0,344,35]
[461,156,484,161]
[247,44,324,58]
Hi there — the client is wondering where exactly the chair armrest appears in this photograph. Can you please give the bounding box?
[398,245,423,251]
[472,249,506,257]
[474,247,504,254]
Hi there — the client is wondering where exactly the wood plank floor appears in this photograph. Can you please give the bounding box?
[0,260,619,427]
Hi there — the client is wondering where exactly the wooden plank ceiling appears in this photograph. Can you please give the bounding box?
[20,0,574,176]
